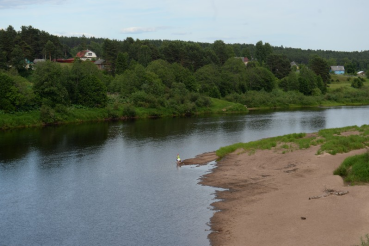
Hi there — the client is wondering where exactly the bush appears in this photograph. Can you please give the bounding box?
[122,104,136,117]
[351,78,364,88]
[40,104,57,124]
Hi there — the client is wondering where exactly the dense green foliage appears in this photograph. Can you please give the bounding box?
[1,25,369,129]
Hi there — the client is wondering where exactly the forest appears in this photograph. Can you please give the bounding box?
[1,25,369,128]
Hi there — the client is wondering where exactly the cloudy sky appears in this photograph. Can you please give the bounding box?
[0,0,368,52]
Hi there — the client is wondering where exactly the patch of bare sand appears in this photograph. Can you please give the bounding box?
[180,152,218,165]
[200,146,369,246]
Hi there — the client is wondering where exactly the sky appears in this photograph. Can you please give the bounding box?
[0,0,368,52]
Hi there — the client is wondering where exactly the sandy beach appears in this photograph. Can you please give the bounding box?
[191,144,369,245]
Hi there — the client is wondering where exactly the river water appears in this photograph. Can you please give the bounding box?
[0,106,368,246]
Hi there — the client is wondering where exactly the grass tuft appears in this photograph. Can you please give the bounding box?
[333,150,369,184]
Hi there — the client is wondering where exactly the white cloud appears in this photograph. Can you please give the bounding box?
[0,0,66,9]
[120,26,170,34]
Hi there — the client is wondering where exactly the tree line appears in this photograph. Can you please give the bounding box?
[1,25,369,73]
[1,25,369,119]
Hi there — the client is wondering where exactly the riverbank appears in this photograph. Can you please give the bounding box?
[196,132,369,245]
[0,98,248,130]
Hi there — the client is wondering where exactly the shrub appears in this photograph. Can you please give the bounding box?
[122,104,136,117]
[351,78,363,88]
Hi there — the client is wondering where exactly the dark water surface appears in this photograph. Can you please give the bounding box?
[1,106,369,246]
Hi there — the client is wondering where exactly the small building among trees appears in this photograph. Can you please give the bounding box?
[330,66,345,75]
[76,50,97,61]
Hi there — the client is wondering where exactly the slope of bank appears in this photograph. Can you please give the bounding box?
[0,98,247,130]
[196,126,369,245]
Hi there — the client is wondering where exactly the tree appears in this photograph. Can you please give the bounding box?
[44,40,56,61]
[266,54,291,79]
[171,63,198,92]
[194,64,221,98]
[66,59,103,103]
[10,45,26,72]
[0,73,16,111]
[246,67,276,92]
[146,59,175,88]
[212,40,229,65]
[298,67,317,95]
[0,26,17,61]
[33,61,69,106]
[309,56,330,83]
[115,52,129,75]
[138,45,152,67]
[78,35,87,51]
[255,41,273,64]
[77,75,107,107]
[241,47,251,59]
[102,39,120,75]
[0,51,7,70]
[351,78,363,88]
[279,71,299,92]
[161,40,186,65]
[345,62,356,74]
[221,58,248,94]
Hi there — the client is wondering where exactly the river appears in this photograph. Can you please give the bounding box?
[0,106,368,246]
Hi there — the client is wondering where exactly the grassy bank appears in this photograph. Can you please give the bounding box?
[216,125,369,183]
[216,125,369,157]
[0,97,248,130]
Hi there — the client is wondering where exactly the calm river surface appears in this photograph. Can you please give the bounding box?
[1,106,369,246]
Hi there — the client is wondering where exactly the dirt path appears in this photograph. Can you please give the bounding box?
[200,146,369,246]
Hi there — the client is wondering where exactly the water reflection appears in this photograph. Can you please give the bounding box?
[0,123,109,165]
[1,106,369,246]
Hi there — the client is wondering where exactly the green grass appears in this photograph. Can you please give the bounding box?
[317,125,369,155]
[204,98,248,113]
[333,151,369,184]
[0,97,248,130]
[359,234,369,246]
[0,110,43,129]
[216,125,369,158]
[216,133,307,158]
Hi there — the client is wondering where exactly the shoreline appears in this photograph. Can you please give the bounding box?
[193,145,369,245]
[2,103,369,131]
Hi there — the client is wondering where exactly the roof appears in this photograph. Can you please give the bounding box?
[94,59,105,65]
[330,66,345,71]
[76,50,88,58]
[76,50,96,58]
[33,59,45,63]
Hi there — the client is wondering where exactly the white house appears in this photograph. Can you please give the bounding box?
[76,50,97,61]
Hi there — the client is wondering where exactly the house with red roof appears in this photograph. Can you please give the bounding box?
[76,50,97,61]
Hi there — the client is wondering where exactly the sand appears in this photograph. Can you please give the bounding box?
[188,144,369,245]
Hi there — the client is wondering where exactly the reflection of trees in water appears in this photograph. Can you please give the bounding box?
[0,128,39,164]
[123,115,248,142]
[122,117,202,142]
[0,123,109,164]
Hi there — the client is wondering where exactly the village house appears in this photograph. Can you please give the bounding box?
[330,66,345,75]
[76,50,97,61]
